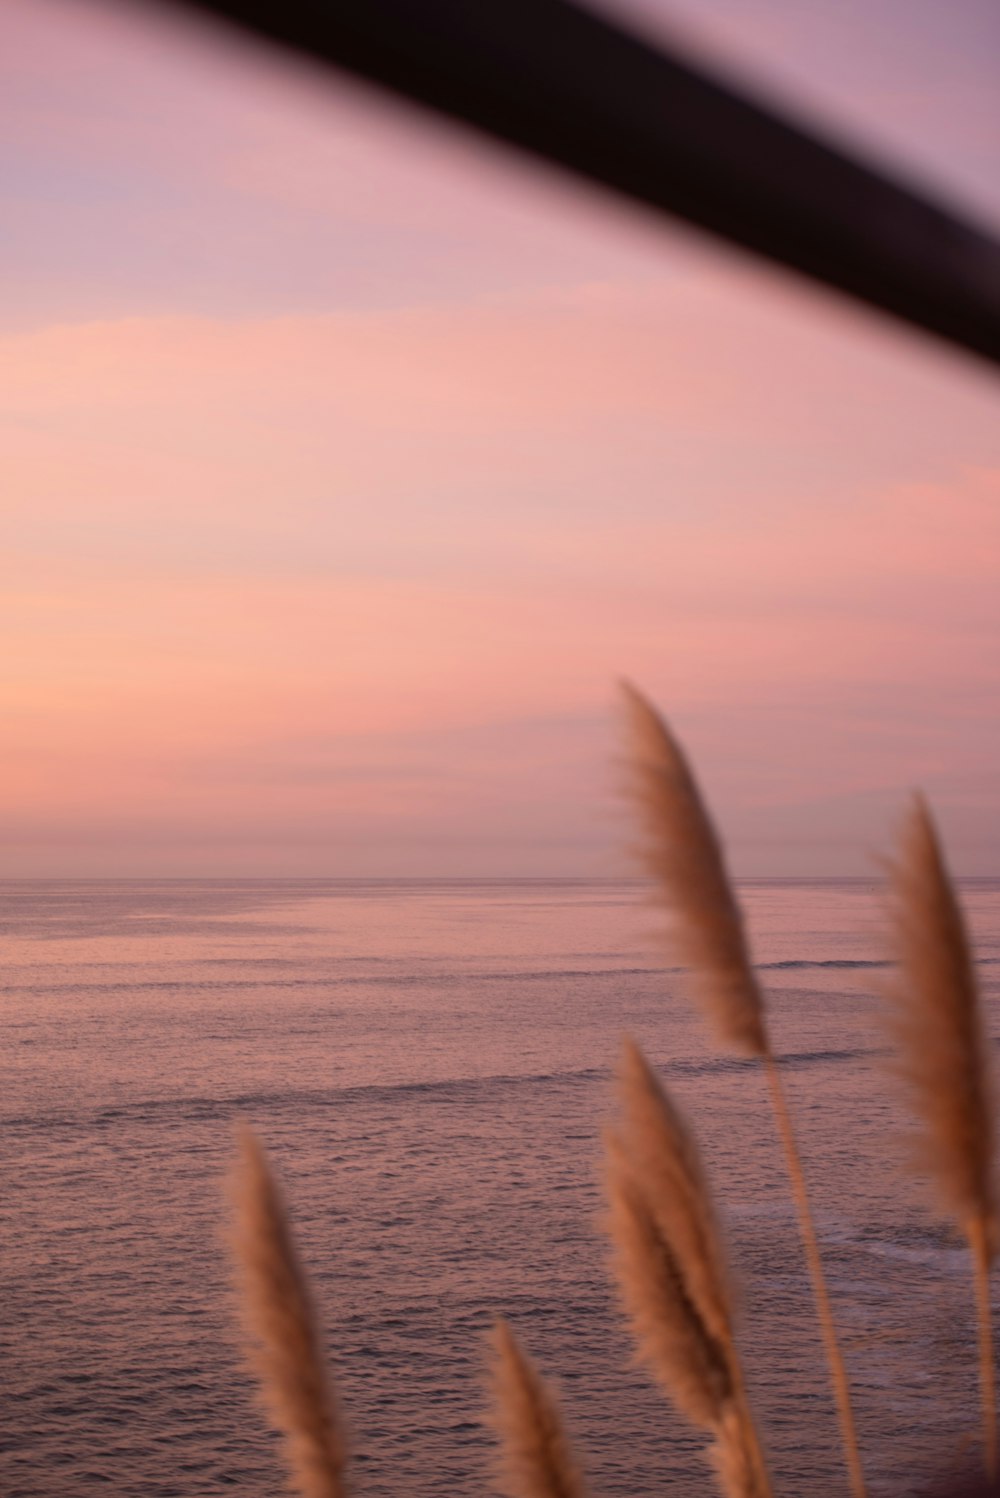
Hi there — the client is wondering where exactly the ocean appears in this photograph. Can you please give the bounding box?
[2,877,999,1497]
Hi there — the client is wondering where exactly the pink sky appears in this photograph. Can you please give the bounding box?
[2,0,1000,875]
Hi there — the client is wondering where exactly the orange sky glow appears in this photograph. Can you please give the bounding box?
[3,0,1000,875]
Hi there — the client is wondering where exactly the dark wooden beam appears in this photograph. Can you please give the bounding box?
[154,0,1000,369]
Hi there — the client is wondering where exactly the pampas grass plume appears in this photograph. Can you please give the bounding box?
[230,1127,347,1498]
[886,795,996,1237]
[886,794,998,1477]
[620,681,766,1057]
[606,1041,770,1497]
[606,1155,734,1433]
[619,682,866,1498]
[489,1320,589,1498]
[616,1038,733,1351]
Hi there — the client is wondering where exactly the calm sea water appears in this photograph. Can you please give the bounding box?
[2,878,1000,1498]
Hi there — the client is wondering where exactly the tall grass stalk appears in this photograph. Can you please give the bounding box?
[763,1053,864,1494]
[620,681,865,1498]
[606,1040,772,1498]
[230,1128,347,1498]
[885,796,997,1479]
[489,1320,589,1498]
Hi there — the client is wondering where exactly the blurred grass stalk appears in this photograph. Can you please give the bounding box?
[606,1039,772,1498]
[230,1128,347,1498]
[885,796,997,1479]
[620,682,866,1498]
[489,1319,590,1498]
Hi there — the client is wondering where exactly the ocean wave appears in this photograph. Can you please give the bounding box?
[5,955,996,999]
[0,967,654,996]
[758,958,887,970]
[2,1045,885,1135]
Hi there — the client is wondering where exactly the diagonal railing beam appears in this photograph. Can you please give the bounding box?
[153,0,1000,370]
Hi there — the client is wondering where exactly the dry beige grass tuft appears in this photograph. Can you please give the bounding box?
[620,680,766,1057]
[606,1041,771,1498]
[620,682,865,1498]
[489,1320,590,1498]
[230,1127,347,1498]
[886,795,997,1478]
[615,1039,734,1355]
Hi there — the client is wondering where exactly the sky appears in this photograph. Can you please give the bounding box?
[2,0,999,877]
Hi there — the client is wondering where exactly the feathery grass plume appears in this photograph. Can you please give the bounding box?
[230,1127,347,1498]
[620,679,766,1056]
[489,1320,589,1498]
[606,1151,730,1426]
[886,794,997,1479]
[619,681,866,1498]
[712,1406,772,1498]
[606,1042,771,1498]
[617,1038,734,1351]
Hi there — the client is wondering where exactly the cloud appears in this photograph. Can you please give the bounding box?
[2,286,998,582]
